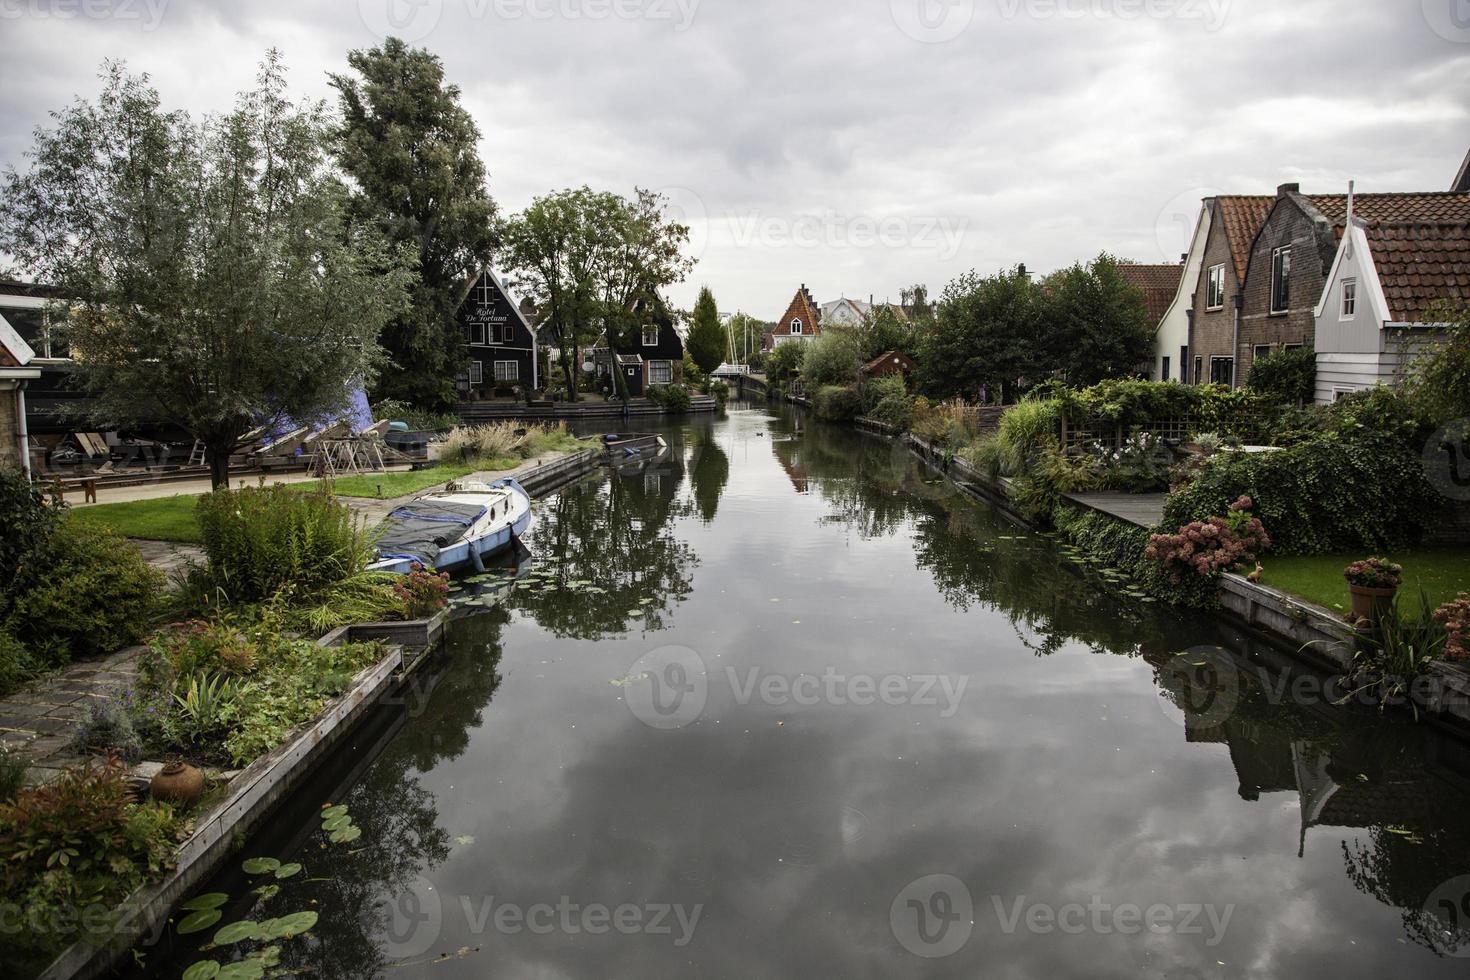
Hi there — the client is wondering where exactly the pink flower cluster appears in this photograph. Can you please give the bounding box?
[1434,593,1470,662]
[1147,498,1270,583]
[393,562,451,620]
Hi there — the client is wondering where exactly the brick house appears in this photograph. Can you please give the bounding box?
[1187,195,1276,387]
[1312,190,1470,402]
[768,285,822,348]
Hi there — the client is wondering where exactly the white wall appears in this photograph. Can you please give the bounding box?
[1153,204,1209,382]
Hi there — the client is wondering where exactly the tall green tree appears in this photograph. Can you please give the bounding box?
[918,267,1040,403]
[0,55,411,488]
[1039,254,1153,385]
[686,286,725,374]
[861,304,916,360]
[331,37,498,409]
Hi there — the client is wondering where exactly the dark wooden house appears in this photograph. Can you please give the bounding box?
[592,300,684,397]
[455,268,539,396]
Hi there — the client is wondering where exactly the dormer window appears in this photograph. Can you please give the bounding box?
[1341,279,1357,319]
[642,324,659,346]
[791,318,803,335]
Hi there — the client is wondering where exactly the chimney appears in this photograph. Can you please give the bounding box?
[1180,253,1188,264]
[1277,182,1300,198]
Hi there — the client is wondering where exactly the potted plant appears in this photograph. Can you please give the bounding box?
[1343,557,1403,625]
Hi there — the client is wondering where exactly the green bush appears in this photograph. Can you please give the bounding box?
[8,522,164,661]
[0,629,44,698]
[1162,431,1438,556]
[0,745,26,804]
[708,379,730,407]
[1052,505,1220,608]
[0,465,60,618]
[196,486,371,603]
[370,398,457,431]
[648,384,692,413]
[997,398,1062,467]
[813,385,864,422]
[802,330,864,387]
[861,375,913,428]
[1247,346,1316,405]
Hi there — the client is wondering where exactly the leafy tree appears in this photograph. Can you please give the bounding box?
[766,340,806,383]
[901,283,935,324]
[918,267,1040,403]
[1402,300,1470,425]
[861,304,915,360]
[331,38,498,409]
[1247,345,1316,405]
[686,285,725,374]
[1039,254,1153,386]
[802,328,864,387]
[0,55,411,488]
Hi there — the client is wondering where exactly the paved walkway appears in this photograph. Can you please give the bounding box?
[0,647,142,779]
[1063,492,1167,529]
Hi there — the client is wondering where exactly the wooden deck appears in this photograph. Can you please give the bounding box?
[1063,492,1167,529]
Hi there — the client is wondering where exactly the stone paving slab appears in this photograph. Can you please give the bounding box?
[0,646,144,769]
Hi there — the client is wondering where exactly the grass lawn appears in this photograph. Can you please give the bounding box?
[300,462,484,499]
[1262,549,1470,617]
[68,495,204,543]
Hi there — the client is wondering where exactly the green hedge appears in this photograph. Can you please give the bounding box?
[1162,432,1438,556]
[814,385,864,422]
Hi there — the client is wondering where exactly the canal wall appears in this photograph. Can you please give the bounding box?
[458,396,716,423]
[36,449,607,980]
[805,398,1470,734]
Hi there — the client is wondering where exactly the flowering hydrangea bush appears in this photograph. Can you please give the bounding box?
[393,563,451,619]
[1434,593,1470,661]
[1342,557,1403,590]
[1146,496,1270,583]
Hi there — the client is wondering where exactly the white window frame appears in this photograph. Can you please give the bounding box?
[493,360,519,382]
[469,360,483,385]
[469,322,486,345]
[1205,264,1226,311]
[1253,344,1273,361]
[648,359,673,385]
[642,324,659,347]
[790,318,803,335]
[1270,246,1292,315]
[1341,279,1357,320]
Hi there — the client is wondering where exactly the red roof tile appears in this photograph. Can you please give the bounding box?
[1116,263,1183,326]
[1214,196,1276,282]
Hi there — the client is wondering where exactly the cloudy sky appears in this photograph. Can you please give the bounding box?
[2,0,1468,316]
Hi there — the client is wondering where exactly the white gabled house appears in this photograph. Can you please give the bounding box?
[1151,201,1212,383]
[1311,187,1470,404]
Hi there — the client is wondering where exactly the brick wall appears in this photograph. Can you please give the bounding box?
[1237,194,1335,386]
[1190,201,1241,384]
[0,388,18,470]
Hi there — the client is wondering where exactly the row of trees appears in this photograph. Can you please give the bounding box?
[0,40,700,483]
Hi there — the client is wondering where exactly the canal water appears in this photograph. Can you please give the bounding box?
[138,404,1470,979]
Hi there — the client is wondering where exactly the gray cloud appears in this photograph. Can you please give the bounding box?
[1,0,1466,317]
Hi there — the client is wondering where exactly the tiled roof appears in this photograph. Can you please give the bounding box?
[1115,263,1183,326]
[1307,192,1470,323]
[1214,196,1276,282]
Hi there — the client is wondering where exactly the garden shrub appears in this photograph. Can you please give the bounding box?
[708,379,730,407]
[0,745,26,804]
[814,385,864,422]
[802,330,864,387]
[997,398,1062,464]
[1147,495,1270,581]
[0,464,59,616]
[0,628,44,698]
[0,761,183,970]
[1247,346,1316,405]
[69,703,143,762]
[1435,593,1470,661]
[432,422,526,463]
[8,521,164,661]
[393,564,451,619]
[648,384,693,413]
[196,486,371,603]
[1052,505,1220,608]
[1162,431,1437,556]
[370,399,457,431]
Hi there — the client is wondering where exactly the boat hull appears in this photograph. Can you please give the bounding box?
[369,478,534,575]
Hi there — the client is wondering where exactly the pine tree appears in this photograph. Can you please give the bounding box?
[686,286,725,375]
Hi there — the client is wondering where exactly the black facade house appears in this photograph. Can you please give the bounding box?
[455,268,539,399]
[592,301,684,398]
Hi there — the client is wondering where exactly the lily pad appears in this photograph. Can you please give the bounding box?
[177,909,223,935]
[214,920,261,945]
[330,825,362,844]
[241,857,280,875]
[182,961,221,980]
[217,961,265,980]
[252,884,280,901]
[181,893,229,912]
[260,911,319,939]
[274,863,303,880]
[320,804,349,820]
[322,815,352,832]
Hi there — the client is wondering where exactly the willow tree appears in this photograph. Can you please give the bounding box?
[0,55,411,488]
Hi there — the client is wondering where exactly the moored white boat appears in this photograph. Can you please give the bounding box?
[369,478,534,575]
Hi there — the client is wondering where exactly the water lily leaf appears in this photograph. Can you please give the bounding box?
[320,805,349,820]
[214,920,261,945]
[217,961,265,980]
[182,961,221,980]
[330,825,362,844]
[177,909,222,935]
[241,857,280,875]
[182,893,229,912]
[274,863,303,879]
[322,815,352,832]
[260,911,319,939]
[246,946,281,967]
[252,884,280,901]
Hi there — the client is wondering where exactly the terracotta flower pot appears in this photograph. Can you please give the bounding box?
[150,760,205,806]
[1348,584,1397,625]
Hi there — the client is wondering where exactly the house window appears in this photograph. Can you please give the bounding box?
[469,323,486,345]
[790,318,803,335]
[1210,356,1234,386]
[1270,246,1292,314]
[1161,356,1171,382]
[1205,264,1226,310]
[642,324,659,347]
[648,360,673,385]
[1282,343,1304,352]
[1254,344,1272,362]
[469,361,483,384]
[493,360,519,382]
[1179,346,1189,382]
[1194,356,1203,385]
[1341,279,1357,319]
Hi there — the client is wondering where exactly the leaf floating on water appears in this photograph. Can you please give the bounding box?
[274,863,303,880]
[182,893,229,912]
[214,920,261,946]
[217,959,265,980]
[253,884,280,901]
[241,857,280,876]
[177,909,222,935]
[182,962,221,980]
[330,825,362,844]
[322,814,352,832]
[321,804,349,820]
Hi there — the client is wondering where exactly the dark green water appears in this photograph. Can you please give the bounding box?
[136,404,1470,979]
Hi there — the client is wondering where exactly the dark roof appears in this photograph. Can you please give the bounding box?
[1306,192,1470,323]
[1115,263,1183,326]
[862,350,917,374]
[1214,196,1277,281]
